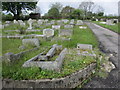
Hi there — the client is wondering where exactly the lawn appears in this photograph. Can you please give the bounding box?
[92,21,119,33]
[2,23,99,80]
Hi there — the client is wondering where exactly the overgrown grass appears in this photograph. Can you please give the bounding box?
[92,21,119,33]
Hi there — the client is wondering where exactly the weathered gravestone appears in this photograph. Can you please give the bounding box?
[57,20,63,25]
[62,19,69,23]
[0,21,2,29]
[43,28,54,37]
[27,18,33,29]
[50,20,55,24]
[77,44,96,57]
[52,25,60,29]
[37,19,43,25]
[22,38,40,47]
[76,20,83,25]
[79,26,87,29]
[69,20,75,25]
[13,20,18,24]
[22,44,67,71]
[64,25,73,29]
[77,44,92,50]
[106,20,115,25]
[59,29,73,37]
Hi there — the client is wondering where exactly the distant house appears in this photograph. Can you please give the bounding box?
[29,13,41,19]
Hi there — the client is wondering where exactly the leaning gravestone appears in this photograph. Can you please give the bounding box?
[22,38,40,47]
[27,18,33,29]
[43,28,54,37]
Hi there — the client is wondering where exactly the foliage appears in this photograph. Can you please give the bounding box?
[70,9,83,19]
[61,6,75,18]
[48,8,61,19]
[2,2,37,19]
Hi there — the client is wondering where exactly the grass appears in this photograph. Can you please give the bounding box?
[2,38,35,55]
[92,21,119,33]
[2,21,100,80]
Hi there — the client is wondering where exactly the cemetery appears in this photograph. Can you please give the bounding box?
[1,1,118,89]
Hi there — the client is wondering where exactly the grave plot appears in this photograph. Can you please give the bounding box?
[23,44,67,71]
[67,44,96,57]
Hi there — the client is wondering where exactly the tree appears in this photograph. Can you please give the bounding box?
[48,8,60,19]
[61,6,75,18]
[50,2,63,12]
[71,9,83,19]
[2,2,37,20]
[79,1,95,19]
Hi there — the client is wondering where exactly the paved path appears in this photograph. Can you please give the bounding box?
[84,22,119,88]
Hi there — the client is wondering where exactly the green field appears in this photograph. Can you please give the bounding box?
[92,21,119,33]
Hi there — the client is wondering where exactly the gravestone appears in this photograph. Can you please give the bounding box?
[44,23,51,26]
[5,21,11,24]
[50,20,55,24]
[106,20,115,25]
[37,19,43,25]
[44,19,48,23]
[22,38,40,47]
[52,25,60,29]
[62,19,69,23]
[79,26,87,29]
[64,25,73,29]
[59,29,73,37]
[96,19,98,21]
[0,21,2,29]
[76,20,83,25]
[77,44,92,50]
[13,20,18,24]
[27,18,33,29]
[43,28,54,37]
[57,20,63,25]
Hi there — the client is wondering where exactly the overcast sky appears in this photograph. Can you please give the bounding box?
[37,0,119,16]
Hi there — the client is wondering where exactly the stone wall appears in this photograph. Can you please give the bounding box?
[2,63,96,88]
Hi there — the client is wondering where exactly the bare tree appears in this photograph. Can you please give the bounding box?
[96,5,104,13]
[79,1,95,18]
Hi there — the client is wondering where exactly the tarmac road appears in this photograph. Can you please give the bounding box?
[84,22,119,88]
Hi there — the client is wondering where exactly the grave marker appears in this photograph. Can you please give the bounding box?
[43,28,54,37]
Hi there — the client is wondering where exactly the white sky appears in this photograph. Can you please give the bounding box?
[37,0,119,16]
